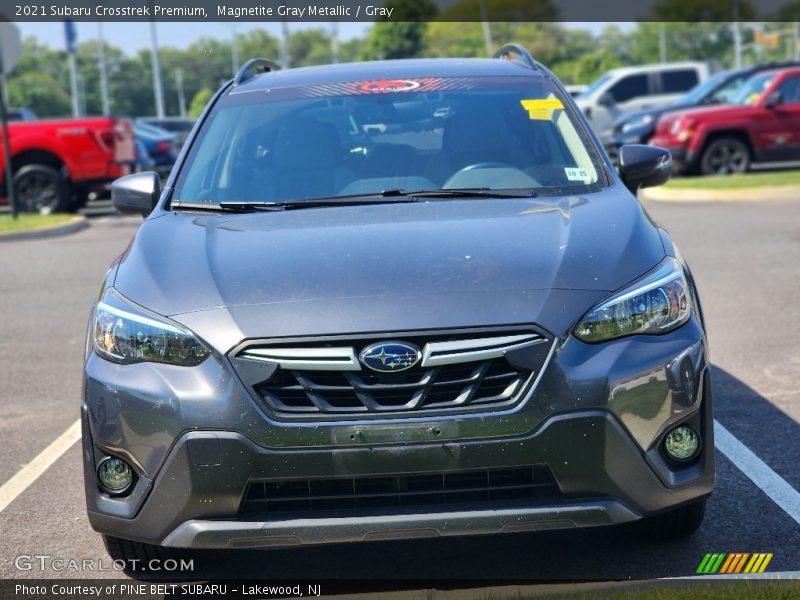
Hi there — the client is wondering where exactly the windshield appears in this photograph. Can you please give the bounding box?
[577,73,612,100]
[172,76,605,205]
[730,72,776,105]
[677,71,737,106]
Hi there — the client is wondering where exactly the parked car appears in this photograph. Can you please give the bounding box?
[133,138,156,173]
[133,122,178,178]
[84,47,713,567]
[7,107,38,121]
[608,61,800,159]
[575,62,712,142]
[1,116,135,213]
[136,117,195,150]
[565,84,587,97]
[650,66,800,175]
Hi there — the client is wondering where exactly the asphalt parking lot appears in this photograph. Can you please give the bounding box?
[0,197,798,587]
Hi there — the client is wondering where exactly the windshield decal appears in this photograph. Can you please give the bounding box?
[301,77,475,98]
[565,167,590,181]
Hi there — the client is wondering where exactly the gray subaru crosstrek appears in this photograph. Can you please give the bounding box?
[83,45,713,564]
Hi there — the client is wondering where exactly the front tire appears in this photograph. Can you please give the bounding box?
[13,164,70,214]
[699,137,750,176]
[638,498,706,540]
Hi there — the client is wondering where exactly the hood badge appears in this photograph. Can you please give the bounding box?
[360,341,421,373]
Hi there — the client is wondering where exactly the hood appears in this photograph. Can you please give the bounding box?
[616,106,667,128]
[658,103,749,128]
[113,189,665,343]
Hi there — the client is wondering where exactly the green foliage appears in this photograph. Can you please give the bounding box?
[4,27,334,118]
[290,29,334,66]
[188,88,213,118]
[360,0,437,60]
[6,70,71,117]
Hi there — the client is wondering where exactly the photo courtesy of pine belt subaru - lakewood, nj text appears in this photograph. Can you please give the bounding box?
[83,45,713,565]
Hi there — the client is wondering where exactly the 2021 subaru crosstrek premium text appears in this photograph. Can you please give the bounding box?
[83,46,713,564]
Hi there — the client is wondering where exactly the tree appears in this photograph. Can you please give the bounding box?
[7,71,71,117]
[236,29,281,65]
[361,0,438,60]
[188,88,213,118]
[5,37,72,117]
[290,28,335,67]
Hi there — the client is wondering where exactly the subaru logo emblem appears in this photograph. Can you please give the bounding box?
[360,341,421,373]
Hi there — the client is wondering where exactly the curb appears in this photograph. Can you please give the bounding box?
[0,215,89,242]
[640,185,800,203]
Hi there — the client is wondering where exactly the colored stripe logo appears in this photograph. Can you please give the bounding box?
[696,553,773,574]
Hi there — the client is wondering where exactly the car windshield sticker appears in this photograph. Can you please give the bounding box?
[359,80,421,93]
[299,77,477,98]
[565,167,590,181]
[520,98,564,120]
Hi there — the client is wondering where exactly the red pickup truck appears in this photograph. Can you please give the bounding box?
[1,116,135,213]
[650,66,800,175]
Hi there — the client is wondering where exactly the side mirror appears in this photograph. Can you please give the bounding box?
[112,172,161,217]
[764,91,783,108]
[618,144,672,192]
[598,92,615,107]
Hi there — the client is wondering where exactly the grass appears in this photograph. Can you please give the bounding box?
[0,213,74,233]
[665,170,800,190]
[483,582,800,600]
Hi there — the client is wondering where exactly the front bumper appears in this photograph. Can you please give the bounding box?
[83,317,713,549]
[84,396,713,549]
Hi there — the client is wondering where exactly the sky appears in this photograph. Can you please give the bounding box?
[12,21,626,54]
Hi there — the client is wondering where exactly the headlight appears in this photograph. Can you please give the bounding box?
[620,114,653,133]
[670,117,695,141]
[93,289,211,366]
[574,258,692,343]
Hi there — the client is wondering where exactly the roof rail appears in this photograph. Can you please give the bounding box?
[493,44,536,70]
[233,58,282,86]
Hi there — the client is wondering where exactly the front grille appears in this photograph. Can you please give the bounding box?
[231,327,552,420]
[258,357,524,413]
[240,465,561,517]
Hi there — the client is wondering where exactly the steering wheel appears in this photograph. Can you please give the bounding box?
[443,162,532,190]
[452,162,513,175]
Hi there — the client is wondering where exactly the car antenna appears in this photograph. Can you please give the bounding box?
[493,44,536,70]
[233,58,282,86]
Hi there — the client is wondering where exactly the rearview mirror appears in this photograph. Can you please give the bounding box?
[764,91,783,108]
[618,144,672,192]
[598,92,615,107]
[112,172,161,217]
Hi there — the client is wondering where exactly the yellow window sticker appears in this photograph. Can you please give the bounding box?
[521,98,564,120]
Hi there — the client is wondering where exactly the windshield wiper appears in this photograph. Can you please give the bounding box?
[404,188,537,199]
[174,188,536,213]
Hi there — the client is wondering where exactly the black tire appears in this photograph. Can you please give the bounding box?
[13,164,70,214]
[637,498,706,540]
[699,137,750,176]
[102,535,175,574]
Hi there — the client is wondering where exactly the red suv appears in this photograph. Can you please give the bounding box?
[650,66,800,175]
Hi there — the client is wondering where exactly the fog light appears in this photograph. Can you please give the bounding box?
[664,426,700,462]
[97,457,133,494]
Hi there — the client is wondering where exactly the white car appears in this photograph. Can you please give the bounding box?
[575,62,712,141]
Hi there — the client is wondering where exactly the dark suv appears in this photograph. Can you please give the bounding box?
[83,45,713,565]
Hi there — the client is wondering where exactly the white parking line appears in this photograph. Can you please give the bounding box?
[714,419,800,526]
[0,419,81,515]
